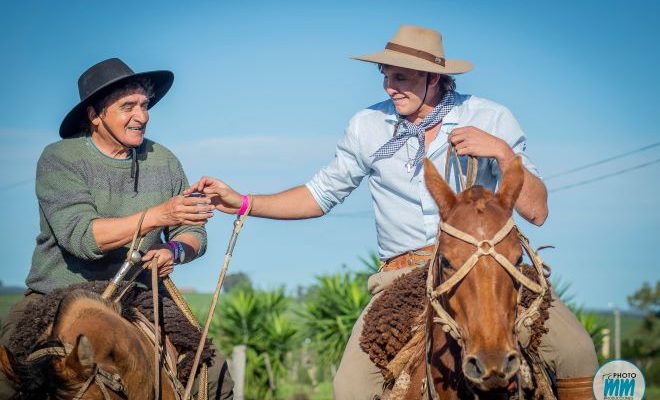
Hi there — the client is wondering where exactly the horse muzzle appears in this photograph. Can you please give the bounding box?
[462,350,521,390]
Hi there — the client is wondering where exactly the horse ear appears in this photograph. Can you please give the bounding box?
[424,158,456,220]
[0,345,20,385]
[497,156,524,212]
[64,335,95,375]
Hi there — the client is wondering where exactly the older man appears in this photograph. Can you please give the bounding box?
[1,58,232,399]
[189,26,598,399]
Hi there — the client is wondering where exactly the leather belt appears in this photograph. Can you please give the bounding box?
[380,244,435,271]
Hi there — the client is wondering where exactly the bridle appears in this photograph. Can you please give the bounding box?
[425,218,549,348]
[26,345,126,400]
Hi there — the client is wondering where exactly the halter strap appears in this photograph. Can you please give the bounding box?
[433,219,542,296]
[27,345,126,400]
[426,217,549,349]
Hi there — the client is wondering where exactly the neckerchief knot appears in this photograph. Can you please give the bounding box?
[372,91,456,170]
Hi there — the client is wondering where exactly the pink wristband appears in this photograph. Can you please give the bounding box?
[237,194,249,215]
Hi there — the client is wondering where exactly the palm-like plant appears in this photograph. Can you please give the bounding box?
[202,287,299,400]
[297,271,371,368]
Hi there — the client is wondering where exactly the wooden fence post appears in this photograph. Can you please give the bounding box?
[231,345,247,400]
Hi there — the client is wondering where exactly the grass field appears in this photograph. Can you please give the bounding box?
[0,293,24,322]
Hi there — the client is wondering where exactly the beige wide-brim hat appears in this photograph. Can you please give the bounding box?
[352,25,473,75]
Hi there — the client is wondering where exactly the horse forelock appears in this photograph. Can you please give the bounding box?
[445,186,514,248]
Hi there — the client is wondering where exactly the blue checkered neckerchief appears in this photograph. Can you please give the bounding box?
[372,91,456,170]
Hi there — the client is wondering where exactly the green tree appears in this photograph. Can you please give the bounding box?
[223,271,253,293]
[625,281,659,385]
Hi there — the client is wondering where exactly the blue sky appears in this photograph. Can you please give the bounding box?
[0,0,658,309]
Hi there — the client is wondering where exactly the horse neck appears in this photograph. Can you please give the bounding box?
[55,300,169,399]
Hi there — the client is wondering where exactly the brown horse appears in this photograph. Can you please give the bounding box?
[362,156,553,399]
[418,156,528,398]
[0,289,179,399]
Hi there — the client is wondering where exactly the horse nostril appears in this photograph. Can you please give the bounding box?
[502,352,521,379]
[463,355,486,382]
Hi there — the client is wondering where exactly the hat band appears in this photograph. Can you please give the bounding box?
[385,42,446,67]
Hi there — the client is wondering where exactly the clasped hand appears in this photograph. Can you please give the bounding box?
[184,177,243,214]
[153,194,215,227]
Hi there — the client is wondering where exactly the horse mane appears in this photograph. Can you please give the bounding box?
[8,281,215,385]
[7,339,64,400]
[360,267,428,377]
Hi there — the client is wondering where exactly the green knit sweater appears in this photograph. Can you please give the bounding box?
[26,134,207,294]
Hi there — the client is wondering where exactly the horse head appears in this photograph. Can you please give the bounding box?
[424,156,525,392]
[0,289,178,399]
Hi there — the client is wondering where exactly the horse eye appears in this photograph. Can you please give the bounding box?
[441,258,454,270]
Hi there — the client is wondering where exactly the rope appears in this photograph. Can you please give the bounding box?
[443,143,477,191]
[183,196,253,400]
[71,369,99,400]
[151,256,161,400]
[163,276,211,399]
[163,277,200,328]
[25,345,69,362]
[99,204,209,399]
[102,209,148,299]
[197,365,208,400]
[163,276,211,400]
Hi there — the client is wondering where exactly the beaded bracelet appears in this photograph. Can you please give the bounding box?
[167,240,186,264]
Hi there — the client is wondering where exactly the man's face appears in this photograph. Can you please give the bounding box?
[381,65,429,116]
[95,88,150,148]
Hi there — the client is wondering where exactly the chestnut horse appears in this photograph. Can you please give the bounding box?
[367,156,551,399]
[416,156,552,399]
[0,289,179,399]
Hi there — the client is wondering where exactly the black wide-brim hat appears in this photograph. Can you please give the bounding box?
[59,58,174,138]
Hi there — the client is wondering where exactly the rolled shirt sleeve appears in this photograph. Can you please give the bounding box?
[489,106,542,180]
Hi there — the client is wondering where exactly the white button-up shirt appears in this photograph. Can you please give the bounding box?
[306,92,540,260]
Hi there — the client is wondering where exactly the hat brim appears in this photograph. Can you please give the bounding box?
[59,70,174,138]
[352,49,473,75]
